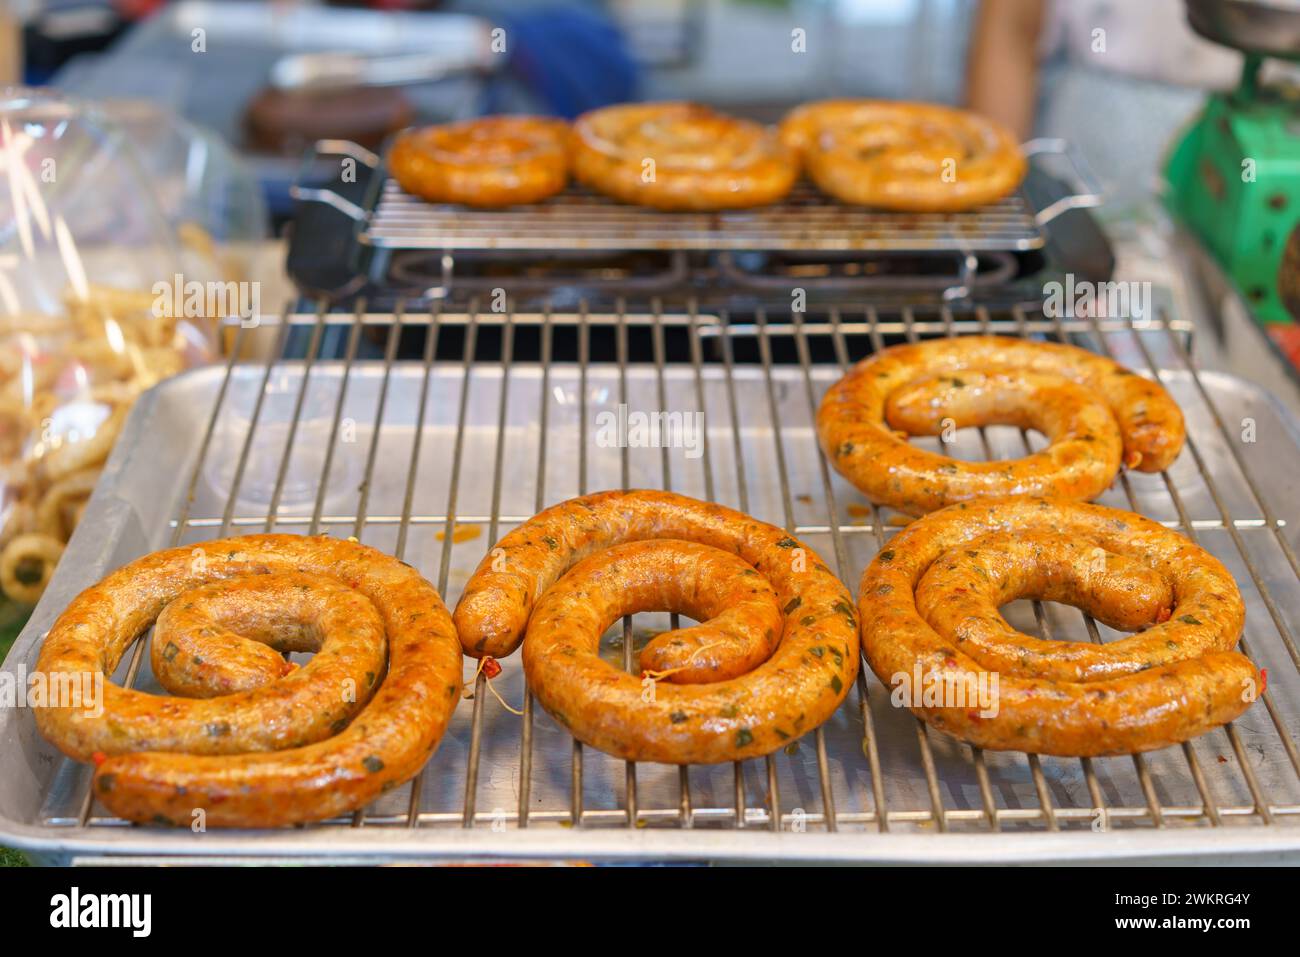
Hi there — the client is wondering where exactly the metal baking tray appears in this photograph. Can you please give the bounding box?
[1,303,1297,864]
[295,138,1100,256]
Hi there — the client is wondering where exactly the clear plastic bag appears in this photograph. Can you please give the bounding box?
[0,88,264,613]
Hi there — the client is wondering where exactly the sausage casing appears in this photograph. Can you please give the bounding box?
[389,115,570,207]
[779,100,1027,211]
[571,103,798,211]
[33,534,462,827]
[818,335,1186,515]
[857,497,1258,756]
[454,490,858,764]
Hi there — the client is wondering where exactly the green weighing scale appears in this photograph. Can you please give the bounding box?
[1165,0,1300,326]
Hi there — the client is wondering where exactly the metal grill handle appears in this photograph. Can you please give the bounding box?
[288,139,380,223]
[1022,137,1105,227]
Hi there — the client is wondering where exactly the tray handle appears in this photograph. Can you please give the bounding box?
[288,139,380,222]
[1022,137,1104,227]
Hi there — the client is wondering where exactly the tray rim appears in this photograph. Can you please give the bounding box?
[6,817,1300,865]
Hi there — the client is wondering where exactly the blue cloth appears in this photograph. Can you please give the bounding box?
[487,7,639,118]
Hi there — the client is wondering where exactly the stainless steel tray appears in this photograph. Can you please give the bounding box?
[2,305,1298,864]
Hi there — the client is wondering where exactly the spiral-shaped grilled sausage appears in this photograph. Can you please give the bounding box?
[32,534,463,827]
[779,100,1027,211]
[570,102,798,211]
[858,497,1258,756]
[389,115,570,207]
[817,335,1186,515]
[454,490,858,764]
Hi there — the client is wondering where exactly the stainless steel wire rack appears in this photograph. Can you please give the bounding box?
[2,299,1298,864]
[363,180,1046,253]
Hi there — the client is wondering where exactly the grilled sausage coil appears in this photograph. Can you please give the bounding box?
[571,102,798,211]
[389,115,570,207]
[779,99,1027,211]
[858,497,1258,756]
[818,335,1186,515]
[33,534,463,827]
[454,490,858,764]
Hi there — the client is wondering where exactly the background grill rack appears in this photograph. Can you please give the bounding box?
[363,181,1047,253]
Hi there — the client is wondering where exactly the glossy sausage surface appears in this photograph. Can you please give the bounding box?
[33,534,462,827]
[389,116,570,207]
[779,100,1026,211]
[857,497,1257,756]
[454,490,858,764]
[571,103,797,211]
[818,335,1185,515]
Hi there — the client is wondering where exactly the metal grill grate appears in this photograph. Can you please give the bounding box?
[363,180,1047,253]
[15,300,1300,862]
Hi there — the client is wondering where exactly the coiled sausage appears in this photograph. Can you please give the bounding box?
[818,335,1185,515]
[454,490,858,764]
[33,534,462,827]
[857,497,1258,756]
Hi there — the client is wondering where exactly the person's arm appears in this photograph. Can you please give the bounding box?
[0,10,20,85]
[966,0,1045,139]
